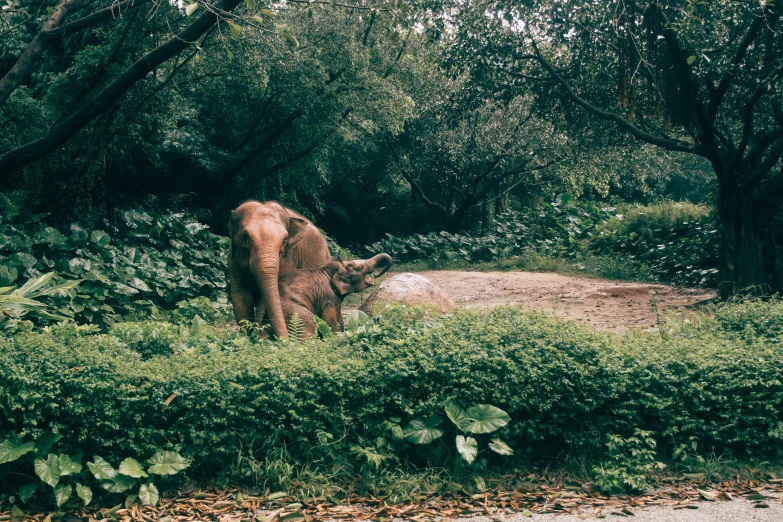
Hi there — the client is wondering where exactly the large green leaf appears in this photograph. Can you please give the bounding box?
[139,483,159,506]
[34,432,62,456]
[11,272,54,297]
[87,456,117,480]
[31,278,83,298]
[146,451,189,475]
[403,417,444,445]
[100,474,135,493]
[54,483,72,507]
[463,405,511,434]
[0,439,35,464]
[59,454,83,475]
[444,398,470,431]
[119,457,148,478]
[34,454,61,487]
[18,484,37,504]
[455,435,478,464]
[75,484,92,506]
[488,438,514,456]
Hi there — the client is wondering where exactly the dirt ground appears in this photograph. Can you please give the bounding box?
[370,270,716,333]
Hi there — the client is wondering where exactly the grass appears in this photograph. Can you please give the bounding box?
[389,252,658,284]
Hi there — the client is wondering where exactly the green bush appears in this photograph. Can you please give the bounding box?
[0,209,229,326]
[592,202,718,286]
[365,198,612,265]
[366,199,720,287]
[1,303,781,480]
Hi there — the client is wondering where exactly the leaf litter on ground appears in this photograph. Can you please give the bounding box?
[1,477,780,521]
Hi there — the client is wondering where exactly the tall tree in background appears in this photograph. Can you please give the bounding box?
[453,0,783,297]
[0,0,405,175]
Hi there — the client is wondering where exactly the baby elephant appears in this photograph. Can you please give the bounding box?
[278,253,393,338]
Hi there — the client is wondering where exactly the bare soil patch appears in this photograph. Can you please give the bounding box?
[401,270,715,332]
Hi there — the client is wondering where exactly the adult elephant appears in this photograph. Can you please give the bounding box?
[228,201,330,338]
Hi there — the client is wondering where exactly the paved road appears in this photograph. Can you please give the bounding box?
[459,498,783,521]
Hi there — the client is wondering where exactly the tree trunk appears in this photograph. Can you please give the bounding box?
[717,182,783,298]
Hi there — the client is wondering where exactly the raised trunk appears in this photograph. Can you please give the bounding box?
[717,181,783,298]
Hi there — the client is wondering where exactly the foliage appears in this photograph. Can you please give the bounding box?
[0,431,187,510]
[366,198,612,264]
[1,301,782,486]
[591,430,665,494]
[0,273,82,331]
[443,400,513,464]
[591,202,718,287]
[368,199,718,287]
[0,209,228,326]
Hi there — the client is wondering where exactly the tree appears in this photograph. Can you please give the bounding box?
[0,0,408,176]
[452,0,783,297]
[387,81,561,231]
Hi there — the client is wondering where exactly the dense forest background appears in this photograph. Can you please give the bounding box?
[0,0,715,240]
[1,0,781,295]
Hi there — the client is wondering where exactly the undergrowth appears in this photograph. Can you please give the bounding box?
[1,299,782,500]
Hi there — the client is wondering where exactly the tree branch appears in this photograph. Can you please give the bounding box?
[0,0,101,104]
[0,0,243,175]
[707,15,764,119]
[386,141,450,218]
[46,0,152,37]
[528,38,695,153]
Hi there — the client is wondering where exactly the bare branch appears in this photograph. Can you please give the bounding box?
[386,141,450,218]
[527,38,695,153]
[0,0,101,104]
[707,15,764,119]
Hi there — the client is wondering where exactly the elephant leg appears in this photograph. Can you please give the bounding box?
[320,305,343,333]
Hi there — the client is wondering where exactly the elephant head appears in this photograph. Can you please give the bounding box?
[331,254,393,296]
[229,201,330,338]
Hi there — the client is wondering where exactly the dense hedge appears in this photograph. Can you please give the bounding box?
[2,302,782,475]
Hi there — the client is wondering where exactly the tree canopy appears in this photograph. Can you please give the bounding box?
[1,0,779,295]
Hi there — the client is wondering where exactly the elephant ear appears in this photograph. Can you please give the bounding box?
[331,265,353,296]
[286,215,311,247]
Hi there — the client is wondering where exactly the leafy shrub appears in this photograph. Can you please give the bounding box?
[1,302,782,482]
[0,432,188,511]
[0,273,82,331]
[591,429,665,494]
[592,202,719,286]
[365,199,613,265]
[0,209,229,326]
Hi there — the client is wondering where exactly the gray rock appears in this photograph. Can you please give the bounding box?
[360,272,454,315]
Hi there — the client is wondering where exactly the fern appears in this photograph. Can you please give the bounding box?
[349,446,388,470]
[287,313,305,343]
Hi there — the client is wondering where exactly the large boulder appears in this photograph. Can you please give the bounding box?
[360,273,454,314]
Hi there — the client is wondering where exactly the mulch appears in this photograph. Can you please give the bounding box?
[2,477,782,521]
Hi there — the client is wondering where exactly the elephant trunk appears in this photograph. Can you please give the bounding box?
[368,253,393,277]
[252,252,288,339]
